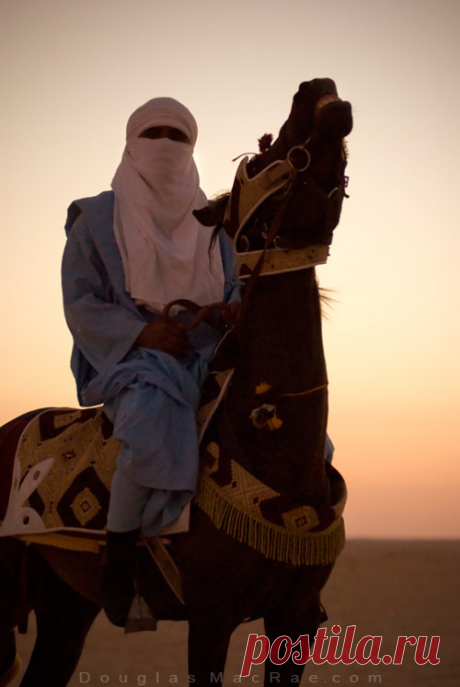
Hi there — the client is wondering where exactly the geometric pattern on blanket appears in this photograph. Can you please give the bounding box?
[1,407,117,535]
[0,369,233,539]
[0,365,346,567]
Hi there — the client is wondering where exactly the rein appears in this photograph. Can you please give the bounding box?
[162,135,346,332]
[238,177,298,314]
[162,166,300,331]
[161,193,290,332]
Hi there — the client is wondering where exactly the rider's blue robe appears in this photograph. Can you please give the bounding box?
[62,191,241,534]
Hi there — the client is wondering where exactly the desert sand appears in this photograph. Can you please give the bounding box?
[9,540,459,686]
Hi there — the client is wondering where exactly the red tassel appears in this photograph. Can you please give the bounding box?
[258,133,273,154]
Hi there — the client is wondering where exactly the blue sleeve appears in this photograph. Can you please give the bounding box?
[62,214,146,374]
[219,229,243,304]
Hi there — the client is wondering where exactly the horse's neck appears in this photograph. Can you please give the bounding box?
[226,268,330,507]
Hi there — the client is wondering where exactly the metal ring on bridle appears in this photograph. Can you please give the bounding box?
[287,144,311,172]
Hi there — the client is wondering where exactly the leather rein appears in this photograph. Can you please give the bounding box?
[162,136,346,332]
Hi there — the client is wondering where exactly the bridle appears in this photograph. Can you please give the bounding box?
[163,134,348,331]
[225,135,348,280]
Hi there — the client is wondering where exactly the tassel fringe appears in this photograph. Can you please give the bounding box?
[195,475,345,566]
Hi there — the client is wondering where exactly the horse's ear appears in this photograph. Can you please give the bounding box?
[193,194,229,227]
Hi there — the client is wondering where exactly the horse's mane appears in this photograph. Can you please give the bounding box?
[207,192,231,254]
[318,285,336,320]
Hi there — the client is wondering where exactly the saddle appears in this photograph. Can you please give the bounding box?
[0,343,346,568]
[0,368,233,548]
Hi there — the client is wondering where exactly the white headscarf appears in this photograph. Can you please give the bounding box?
[111,97,225,313]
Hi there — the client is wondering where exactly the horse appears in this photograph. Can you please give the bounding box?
[0,78,353,686]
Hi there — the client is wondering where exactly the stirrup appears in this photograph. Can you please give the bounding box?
[124,592,157,634]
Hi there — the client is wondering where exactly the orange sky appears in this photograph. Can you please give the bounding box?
[1,0,459,538]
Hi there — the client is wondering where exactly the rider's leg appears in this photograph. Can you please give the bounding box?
[101,378,198,627]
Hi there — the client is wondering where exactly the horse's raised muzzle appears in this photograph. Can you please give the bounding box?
[317,99,353,140]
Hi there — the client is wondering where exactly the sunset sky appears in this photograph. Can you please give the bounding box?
[1,0,458,539]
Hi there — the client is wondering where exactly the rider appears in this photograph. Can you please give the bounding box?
[62,97,241,627]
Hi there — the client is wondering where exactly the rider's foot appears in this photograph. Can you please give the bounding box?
[100,529,138,627]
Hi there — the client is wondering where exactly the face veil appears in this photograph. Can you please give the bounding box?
[111,97,224,313]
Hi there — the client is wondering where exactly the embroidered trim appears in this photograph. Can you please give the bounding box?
[196,438,347,566]
[237,244,329,278]
[196,472,345,566]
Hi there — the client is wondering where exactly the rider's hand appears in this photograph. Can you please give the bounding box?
[136,321,190,358]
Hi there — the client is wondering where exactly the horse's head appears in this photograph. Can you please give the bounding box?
[195,78,352,269]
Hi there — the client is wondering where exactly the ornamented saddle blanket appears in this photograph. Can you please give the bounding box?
[0,364,346,566]
[0,369,233,546]
[1,407,117,540]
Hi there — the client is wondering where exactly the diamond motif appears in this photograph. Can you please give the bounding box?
[70,487,101,526]
[282,505,320,532]
[220,460,279,515]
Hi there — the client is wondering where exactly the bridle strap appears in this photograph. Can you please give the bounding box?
[238,177,298,313]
